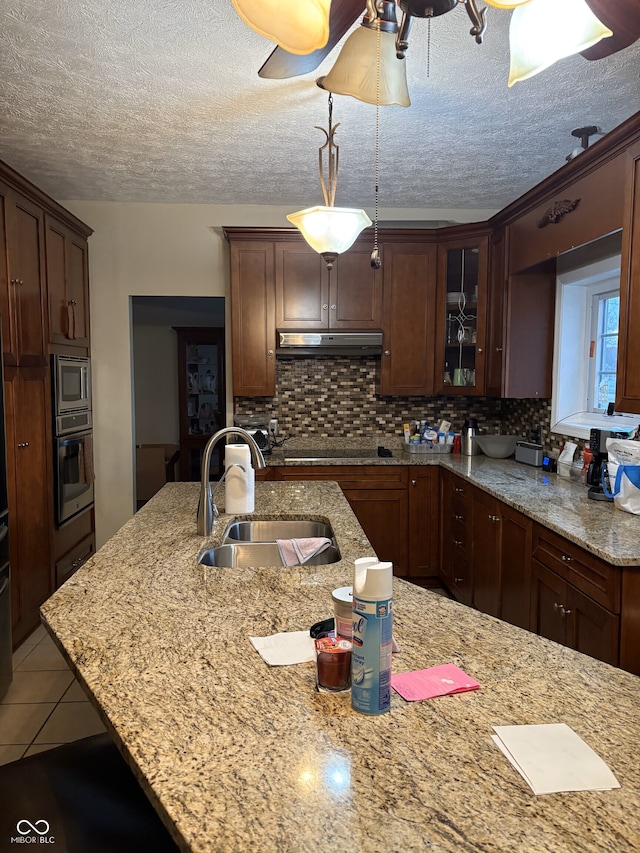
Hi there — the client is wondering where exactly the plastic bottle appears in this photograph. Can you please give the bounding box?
[224,444,255,513]
[351,558,393,715]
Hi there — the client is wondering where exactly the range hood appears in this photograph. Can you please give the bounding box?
[277,330,383,356]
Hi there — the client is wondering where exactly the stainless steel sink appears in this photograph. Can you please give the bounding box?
[199,541,341,568]
[223,519,335,542]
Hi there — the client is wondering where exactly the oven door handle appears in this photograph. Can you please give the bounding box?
[0,522,8,545]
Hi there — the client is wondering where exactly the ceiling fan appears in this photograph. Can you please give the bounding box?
[252,0,640,80]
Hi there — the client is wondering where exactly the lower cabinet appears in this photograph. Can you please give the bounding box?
[407,468,440,583]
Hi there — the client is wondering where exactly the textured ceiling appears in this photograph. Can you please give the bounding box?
[0,0,638,211]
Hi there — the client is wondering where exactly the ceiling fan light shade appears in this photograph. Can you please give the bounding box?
[286,206,372,256]
[317,26,411,107]
[508,0,613,86]
[484,0,532,8]
[232,0,331,54]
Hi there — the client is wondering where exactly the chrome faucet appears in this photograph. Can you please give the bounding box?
[197,427,266,536]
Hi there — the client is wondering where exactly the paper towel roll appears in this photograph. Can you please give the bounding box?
[225,444,254,513]
[225,444,251,469]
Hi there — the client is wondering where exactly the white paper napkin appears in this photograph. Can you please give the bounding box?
[249,631,315,666]
[492,723,620,795]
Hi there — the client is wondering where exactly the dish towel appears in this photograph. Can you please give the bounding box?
[276,537,332,566]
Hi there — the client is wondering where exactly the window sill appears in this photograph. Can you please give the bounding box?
[552,411,638,442]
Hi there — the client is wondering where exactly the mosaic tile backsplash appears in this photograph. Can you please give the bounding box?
[234,355,574,453]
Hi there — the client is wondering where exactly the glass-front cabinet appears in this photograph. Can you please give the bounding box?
[435,234,489,395]
[174,326,226,481]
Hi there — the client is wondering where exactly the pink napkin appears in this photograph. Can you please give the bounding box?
[391,663,480,701]
[276,537,331,566]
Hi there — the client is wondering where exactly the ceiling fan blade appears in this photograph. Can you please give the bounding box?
[258,0,366,79]
[581,0,640,60]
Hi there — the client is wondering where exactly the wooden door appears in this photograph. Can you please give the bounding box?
[379,242,437,396]
[6,370,53,644]
[230,241,276,396]
[343,488,409,576]
[408,468,439,580]
[530,561,567,647]
[567,585,619,666]
[330,247,382,329]
[471,487,501,617]
[499,504,532,630]
[275,242,328,329]
[616,138,640,414]
[46,215,91,347]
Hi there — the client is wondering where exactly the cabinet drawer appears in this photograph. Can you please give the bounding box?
[449,552,472,606]
[55,533,95,588]
[532,525,620,612]
[275,465,408,490]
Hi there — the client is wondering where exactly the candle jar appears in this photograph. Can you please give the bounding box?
[314,637,352,692]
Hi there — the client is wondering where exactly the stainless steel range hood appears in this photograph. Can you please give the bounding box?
[277,330,383,356]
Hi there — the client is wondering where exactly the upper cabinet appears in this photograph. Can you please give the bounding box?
[434,231,489,396]
[229,239,276,397]
[379,240,437,397]
[275,240,382,330]
[616,139,640,414]
[45,214,90,348]
[0,181,47,367]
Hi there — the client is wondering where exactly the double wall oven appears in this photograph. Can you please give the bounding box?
[52,355,94,526]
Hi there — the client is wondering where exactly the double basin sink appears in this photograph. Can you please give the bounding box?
[199,518,341,568]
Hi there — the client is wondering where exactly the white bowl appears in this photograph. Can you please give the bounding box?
[472,435,519,459]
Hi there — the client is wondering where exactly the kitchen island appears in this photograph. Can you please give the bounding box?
[41,481,640,853]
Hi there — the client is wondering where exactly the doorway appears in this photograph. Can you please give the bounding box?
[131,296,225,507]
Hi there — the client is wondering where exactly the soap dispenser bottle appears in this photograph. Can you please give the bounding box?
[224,444,255,514]
[351,558,393,715]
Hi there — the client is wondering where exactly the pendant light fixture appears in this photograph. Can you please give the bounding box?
[231,0,331,54]
[287,94,372,270]
[317,1,410,108]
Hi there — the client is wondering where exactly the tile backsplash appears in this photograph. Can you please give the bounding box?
[234,355,572,452]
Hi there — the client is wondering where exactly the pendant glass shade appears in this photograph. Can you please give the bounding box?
[317,25,411,107]
[232,0,331,54]
[286,206,372,259]
[508,0,613,86]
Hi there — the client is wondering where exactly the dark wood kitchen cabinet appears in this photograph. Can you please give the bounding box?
[4,369,53,646]
[434,230,489,396]
[408,467,439,583]
[275,240,382,330]
[439,469,473,605]
[530,522,621,667]
[616,138,640,414]
[274,465,409,575]
[379,241,437,396]
[0,181,47,367]
[229,239,276,397]
[45,214,90,348]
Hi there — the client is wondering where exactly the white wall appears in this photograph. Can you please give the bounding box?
[62,201,497,548]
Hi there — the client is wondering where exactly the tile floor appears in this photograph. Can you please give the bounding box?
[0,624,106,766]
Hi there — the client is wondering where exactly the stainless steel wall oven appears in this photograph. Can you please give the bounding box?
[52,356,94,526]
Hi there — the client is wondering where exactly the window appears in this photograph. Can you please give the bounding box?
[551,244,636,441]
[589,290,619,413]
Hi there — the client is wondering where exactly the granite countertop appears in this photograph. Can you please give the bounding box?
[266,442,640,566]
[41,481,640,853]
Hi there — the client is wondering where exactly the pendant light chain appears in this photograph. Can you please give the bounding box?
[371,14,381,269]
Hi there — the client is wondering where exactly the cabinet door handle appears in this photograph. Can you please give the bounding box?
[411,479,417,486]
[454,577,464,583]
[17,442,30,448]
[454,513,464,520]
[454,539,463,547]
[11,279,24,285]
[322,303,328,310]
[495,346,503,352]
[489,514,500,522]
[477,347,483,353]
[554,603,571,617]
[384,349,390,356]
[560,555,572,562]
[267,349,274,357]
[454,486,464,493]
[330,304,336,310]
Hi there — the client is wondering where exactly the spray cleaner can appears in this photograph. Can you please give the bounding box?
[351,558,393,715]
